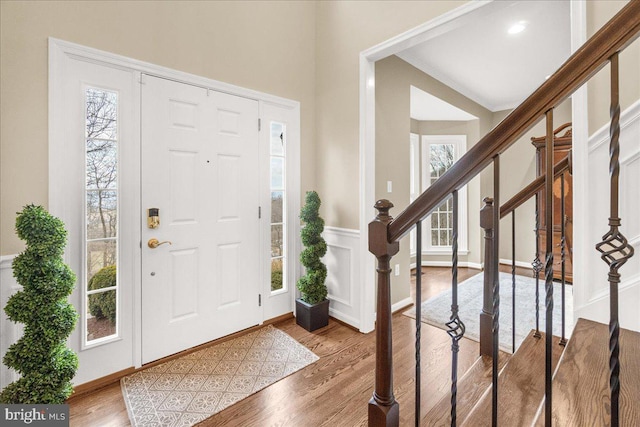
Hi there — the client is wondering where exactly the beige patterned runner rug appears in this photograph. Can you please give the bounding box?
[121,325,319,427]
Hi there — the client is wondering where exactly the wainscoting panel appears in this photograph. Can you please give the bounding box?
[576,100,640,331]
[323,227,361,330]
[0,255,21,389]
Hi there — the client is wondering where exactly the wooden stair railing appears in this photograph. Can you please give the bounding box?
[367,2,640,427]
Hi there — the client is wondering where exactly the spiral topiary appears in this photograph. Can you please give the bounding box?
[0,205,79,404]
[296,191,328,305]
[88,265,116,323]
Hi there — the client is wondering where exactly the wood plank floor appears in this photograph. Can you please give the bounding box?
[66,267,504,426]
[462,330,563,427]
[535,318,640,426]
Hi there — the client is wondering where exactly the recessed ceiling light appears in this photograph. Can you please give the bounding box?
[508,21,527,35]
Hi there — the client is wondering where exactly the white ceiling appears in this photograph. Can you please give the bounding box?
[398,0,571,115]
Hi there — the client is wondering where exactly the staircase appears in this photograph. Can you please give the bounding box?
[366,2,640,426]
[424,320,640,426]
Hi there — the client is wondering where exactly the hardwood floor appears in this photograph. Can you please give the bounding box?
[67,267,485,426]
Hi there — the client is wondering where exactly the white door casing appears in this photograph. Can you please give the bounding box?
[49,39,300,384]
[50,52,139,385]
[141,75,261,364]
[260,102,300,320]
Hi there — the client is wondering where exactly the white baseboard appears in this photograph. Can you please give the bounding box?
[410,261,482,270]
[499,258,533,269]
[391,297,413,314]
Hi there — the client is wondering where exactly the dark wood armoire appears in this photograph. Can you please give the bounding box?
[531,123,573,283]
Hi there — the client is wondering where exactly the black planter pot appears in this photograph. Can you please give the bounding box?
[295,298,330,332]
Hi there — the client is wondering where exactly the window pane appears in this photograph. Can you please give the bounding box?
[271,225,284,257]
[270,157,284,189]
[430,213,437,228]
[87,289,117,341]
[430,144,454,179]
[271,191,284,223]
[270,122,285,156]
[87,190,117,239]
[439,230,448,246]
[431,231,438,246]
[271,258,284,291]
[87,240,117,285]
[86,88,117,140]
[86,139,117,189]
[439,212,447,228]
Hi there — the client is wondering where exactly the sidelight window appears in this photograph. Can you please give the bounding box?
[85,87,119,344]
[270,122,287,293]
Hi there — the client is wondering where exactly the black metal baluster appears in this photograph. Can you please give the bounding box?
[446,191,465,427]
[491,156,500,427]
[512,211,516,353]
[544,109,554,427]
[533,192,542,339]
[415,220,422,427]
[595,53,634,427]
[559,174,567,347]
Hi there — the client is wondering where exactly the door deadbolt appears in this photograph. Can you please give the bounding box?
[148,238,172,249]
[148,208,160,229]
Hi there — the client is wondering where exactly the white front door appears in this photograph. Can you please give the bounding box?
[141,75,261,364]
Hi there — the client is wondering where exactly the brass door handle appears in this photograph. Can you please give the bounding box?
[148,238,172,249]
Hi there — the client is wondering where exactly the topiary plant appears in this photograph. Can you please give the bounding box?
[296,191,328,304]
[88,265,116,323]
[0,205,79,404]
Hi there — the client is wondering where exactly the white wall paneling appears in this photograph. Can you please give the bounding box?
[0,255,21,389]
[575,100,640,331]
[323,227,362,330]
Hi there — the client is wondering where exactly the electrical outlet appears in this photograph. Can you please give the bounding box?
[394,264,400,276]
[387,181,393,193]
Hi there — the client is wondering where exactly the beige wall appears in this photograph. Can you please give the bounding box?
[315,0,467,231]
[493,99,572,263]
[0,0,317,255]
[587,0,640,135]
[375,55,492,304]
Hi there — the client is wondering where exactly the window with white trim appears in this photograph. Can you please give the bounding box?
[418,135,468,254]
[270,122,287,293]
[85,87,119,343]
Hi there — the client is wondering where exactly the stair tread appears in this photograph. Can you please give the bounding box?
[423,352,509,426]
[534,318,640,426]
[461,329,564,427]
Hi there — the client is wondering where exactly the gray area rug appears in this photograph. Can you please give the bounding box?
[404,272,573,353]
[121,325,319,427]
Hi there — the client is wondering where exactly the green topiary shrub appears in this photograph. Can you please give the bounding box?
[0,205,79,404]
[296,191,328,304]
[88,265,116,323]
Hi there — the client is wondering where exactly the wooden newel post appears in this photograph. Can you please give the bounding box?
[368,199,400,427]
[479,197,495,357]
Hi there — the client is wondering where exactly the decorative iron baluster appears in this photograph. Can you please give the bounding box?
[491,155,500,427]
[446,191,465,427]
[559,173,567,347]
[595,53,634,427]
[512,211,516,353]
[415,220,422,427]
[532,191,542,339]
[544,109,554,427]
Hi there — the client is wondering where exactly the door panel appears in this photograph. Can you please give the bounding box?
[141,76,260,364]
